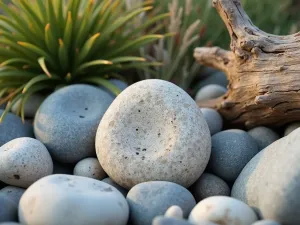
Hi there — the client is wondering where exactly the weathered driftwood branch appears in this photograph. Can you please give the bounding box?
[194,0,300,128]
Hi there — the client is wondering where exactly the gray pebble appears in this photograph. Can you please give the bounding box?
[73,157,107,180]
[197,71,228,89]
[34,84,114,163]
[11,94,45,118]
[200,108,223,135]
[195,84,227,102]
[247,127,279,150]
[0,186,25,205]
[109,79,128,91]
[96,79,211,189]
[251,220,281,225]
[0,110,33,147]
[0,193,17,223]
[208,129,259,182]
[0,137,53,188]
[126,181,196,225]
[284,122,300,136]
[190,173,230,202]
[164,206,183,219]
[102,177,128,196]
[152,216,194,225]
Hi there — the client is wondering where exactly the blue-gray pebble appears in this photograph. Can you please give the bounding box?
[195,84,227,102]
[247,127,279,150]
[102,177,128,197]
[197,71,228,89]
[127,181,196,225]
[252,220,281,225]
[0,186,25,205]
[152,216,194,225]
[0,110,33,147]
[208,129,259,182]
[109,79,128,91]
[200,108,223,135]
[34,84,114,163]
[0,193,17,223]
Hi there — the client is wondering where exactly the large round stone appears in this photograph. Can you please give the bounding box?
[208,129,259,182]
[126,181,196,225]
[0,110,33,147]
[231,128,300,225]
[0,137,53,188]
[96,79,211,189]
[19,174,129,225]
[34,84,114,163]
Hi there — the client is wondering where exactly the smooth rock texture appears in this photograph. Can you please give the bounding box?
[0,110,33,147]
[0,193,18,223]
[152,217,194,225]
[209,129,259,182]
[231,128,300,225]
[251,220,281,225]
[102,177,128,196]
[127,181,196,225]
[0,186,25,205]
[284,122,300,136]
[188,196,258,225]
[73,157,107,180]
[197,71,228,89]
[190,173,230,202]
[34,84,114,163]
[11,94,45,118]
[0,137,53,188]
[96,79,211,189]
[165,206,183,219]
[200,108,223,135]
[19,174,129,225]
[247,127,279,150]
[195,84,227,102]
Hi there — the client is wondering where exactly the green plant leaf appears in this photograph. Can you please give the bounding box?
[81,76,121,96]
[22,74,60,94]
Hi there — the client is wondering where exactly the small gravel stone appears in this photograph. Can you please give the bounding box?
[127,181,196,225]
[247,127,279,150]
[195,84,227,102]
[164,206,183,219]
[208,129,259,182]
[0,110,33,147]
[284,123,300,136]
[73,157,107,180]
[0,137,53,188]
[200,108,223,135]
[197,71,228,89]
[101,177,128,196]
[0,186,25,205]
[0,193,18,223]
[190,173,230,202]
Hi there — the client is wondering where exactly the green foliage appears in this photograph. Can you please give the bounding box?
[0,0,164,122]
[136,0,298,91]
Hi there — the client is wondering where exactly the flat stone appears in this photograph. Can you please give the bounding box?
[231,128,300,225]
[190,173,230,202]
[96,79,211,189]
[19,174,129,225]
[0,137,53,188]
[188,196,258,225]
[0,193,18,223]
[126,181,196,225]
[34,84,114,163]
[0,110,33,147]
[247,127,279,150]
[73,157,107,180]
[0,186,25,205]
[200,108,223,135]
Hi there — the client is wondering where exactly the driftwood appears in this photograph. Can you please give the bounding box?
[194,0,300,128]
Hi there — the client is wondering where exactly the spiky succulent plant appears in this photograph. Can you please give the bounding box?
[0,0,166,121]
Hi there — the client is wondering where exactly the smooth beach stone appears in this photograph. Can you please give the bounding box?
[247,127,279,150]
[96,79,211,189]
[19,174,129,225]
[0,137,53,188]
[190,173,230,202]
[195,84,227,102]
[0,110,33,147]
[284,122,300,136]
[197,71,228,89]
[208,129,259,182]
[52,160,74,175]
[188,196,258,225]
[152,217,194,225]
[0,193,18,223]
[34,84,114,163]
[73,157,107,180]
[231,128,300,225]
[102,177,128,196]
[11,94,45,118]
[165,206,183,219]
[251,220,281,225]
[200,108,223,135]
[0,186,25,205]
[126,181,196,225]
